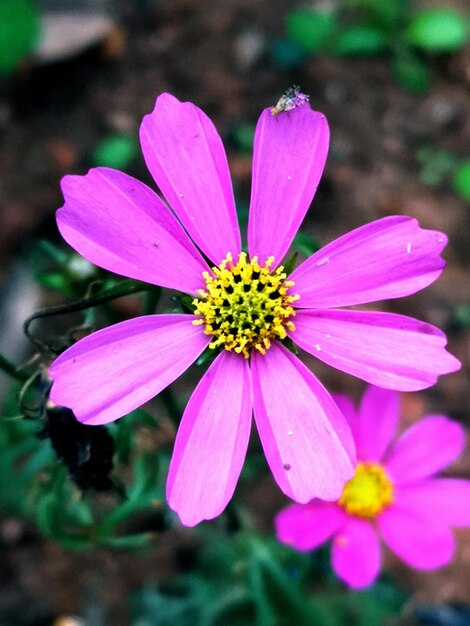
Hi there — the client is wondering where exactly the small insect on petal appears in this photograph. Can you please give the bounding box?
[271,85,310,116]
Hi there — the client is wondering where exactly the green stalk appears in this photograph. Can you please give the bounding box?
[24,280,150,354]
[0,353,28,382]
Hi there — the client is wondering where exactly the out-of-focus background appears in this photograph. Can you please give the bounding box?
[0,0,469,624]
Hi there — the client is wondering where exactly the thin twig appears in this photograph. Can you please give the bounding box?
[0,353,29,382]
[24,281,149,355]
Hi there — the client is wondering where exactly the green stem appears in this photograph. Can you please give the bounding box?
[24,280,150,355]
[160,387,181,425]
[37,239,69,265]
[141,287,162,316]
[0,353,28,382]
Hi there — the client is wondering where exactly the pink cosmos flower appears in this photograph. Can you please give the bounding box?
[275,385,470,588]
[49,92,459,526]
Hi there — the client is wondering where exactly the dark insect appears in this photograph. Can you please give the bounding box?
[40,403,115,491]
[18,360,116,493]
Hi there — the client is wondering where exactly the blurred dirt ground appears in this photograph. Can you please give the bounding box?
[0,0,469,624]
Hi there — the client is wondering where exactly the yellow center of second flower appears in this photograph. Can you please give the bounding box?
[193,252,299,358]
[339,462,394,519]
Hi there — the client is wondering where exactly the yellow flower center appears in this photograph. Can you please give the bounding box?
[339,462,394,519]
[193,252,299,358]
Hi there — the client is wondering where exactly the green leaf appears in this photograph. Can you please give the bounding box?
[67,498,94,526]
[95,450,162,537]
[249,555,275,626]
[195,348,218,367]
[36,493,61,537]
[283,251,298,276]
[253,551,333,625]
[97,500,143,536]
[129,451,160,501]
[315,582,406,625]
[0,437,40,514]
[205,589,254,626]
[452,304,470,329]
[357,0,410,31]
[178,293,196,313]
[112,418,133,464]
[280,336,299,356]
[406,9,469,52]
[0,0,41,74]
[271,38,307,69]
[130,579,208,626]
[368,578,408,613]
[97,532,152,549]
[231,123,255,154]
[417,147,459,186]
[392,49,431,93]
[453,161,470,201]
[36,271,72,294]
[130,409,158,428]
[36,239,69,266]
[91,133,138,170]
[236,199,249,229]
[16,442,54,487]
[286,10,338,53]
[293,231,321,256]
[334,26,389,56]
[57,535,93,550]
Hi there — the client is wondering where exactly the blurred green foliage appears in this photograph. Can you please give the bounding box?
[0,229,419,624]
[392,48,431,93]
[417,147,459,187]
[406,9,469,52]
[0,0,41,75]
[230,123,256,154]
[417,147,470,201]
[0,375,166,550]
[0,240,169,550]
[129,533,407,625]
[281,1,469,93]
[335,25,388,56]
[271,38,307,69]
[286,10,337,54]
[453,161,470,201]
[91,133,139,170]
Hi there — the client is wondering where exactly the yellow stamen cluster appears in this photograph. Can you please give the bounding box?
[339,462,394,519]
[193,252,299,358]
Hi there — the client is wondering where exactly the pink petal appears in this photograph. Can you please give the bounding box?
[251,343,355,503]
[378,506,455,569]
[49,315,209,425]
[394,479,470,527]
[290,216,447,308]
[384,416,466,484]
[331,518,381,589]
[57,168,209,295]
[332,393,357,426]
[352,385,400,462]
[247,104,329,265]
[140,93,241,265]
[291,309,460,391]
[166,351,252,526]
[275,501,345,552]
